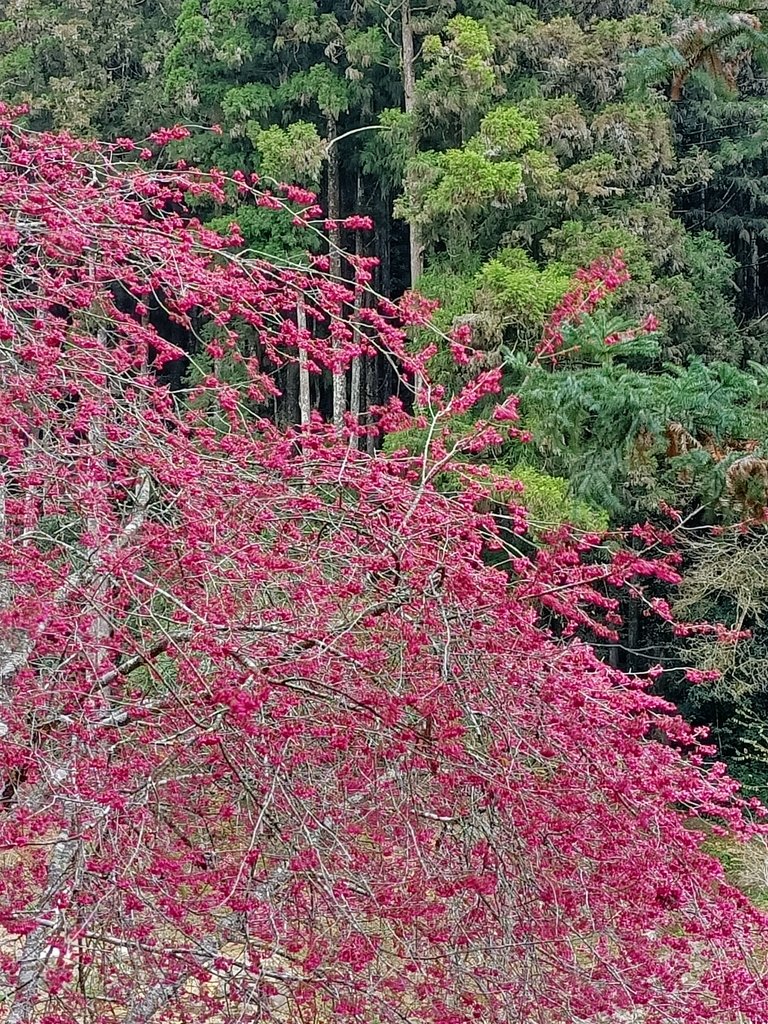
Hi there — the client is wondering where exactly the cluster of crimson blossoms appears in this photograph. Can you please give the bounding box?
[534,253,659,363]
[0,114,766,1024]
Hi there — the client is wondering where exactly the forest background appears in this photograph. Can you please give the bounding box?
[3,0,768,799]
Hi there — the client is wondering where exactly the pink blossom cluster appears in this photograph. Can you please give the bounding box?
[536,252,632,362]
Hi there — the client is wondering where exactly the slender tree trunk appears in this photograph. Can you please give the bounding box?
[349,176,365,448]
[282,362,299,426]
[400,5,426,405]
[750,229,759,315]
[327,117,346,430]
[378,188,392,299]
[370,189,387,444]
[401,2,417,123]
[401,0,423,288]
[350,356,362,449]
[627,596,640,675]
[298,303,311,428]
[366,352,377,456]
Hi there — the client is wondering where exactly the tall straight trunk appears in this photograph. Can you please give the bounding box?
[401,3,426,405]
[401,0,422,288]
[350,356,362,449]
[327,116,346,430]
[750,230,760,315]
[366,353,377,457]
[298,303,311,428]
[378,189,392,299]
[349,174,365,448]
[282,362,299,427]
[370,189,387,449]
[627,596,640,675]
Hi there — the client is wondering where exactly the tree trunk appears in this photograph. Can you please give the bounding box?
[282,362,299,427]
[350,356,362,448]
[327,116,346,430]
[750,229,760,315]
[401,0,423,288]
[378,188,392,299]
[298,303,311,428]
[350,177,365,448]
[366,353,377,456]
[627,596,640,675]
[400,5,425,404]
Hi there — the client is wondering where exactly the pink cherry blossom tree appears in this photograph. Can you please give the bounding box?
[0,113,766,1024]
